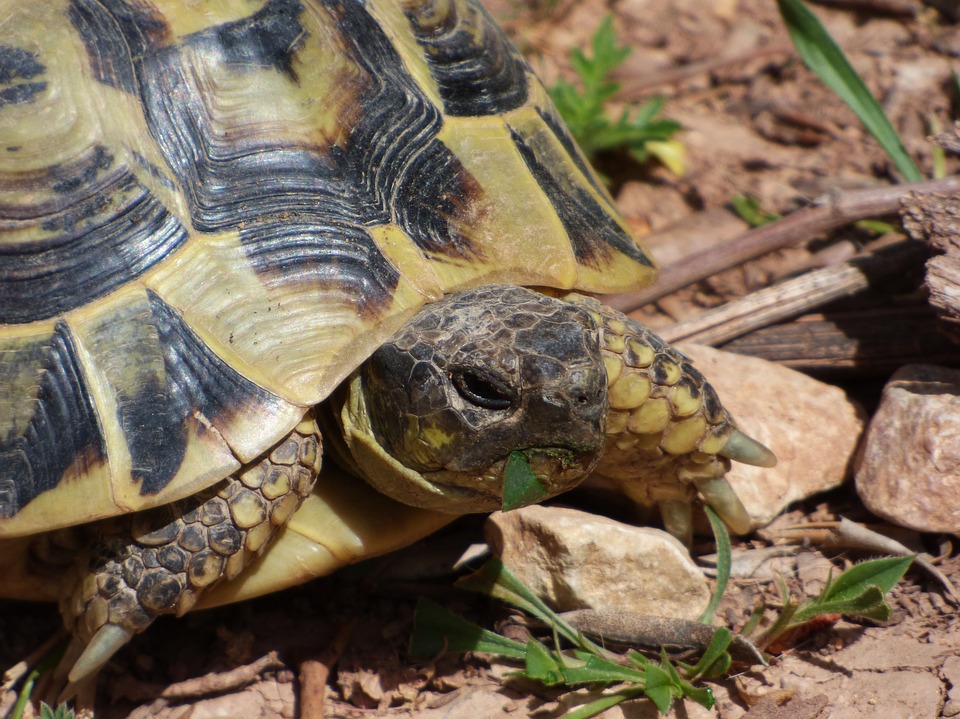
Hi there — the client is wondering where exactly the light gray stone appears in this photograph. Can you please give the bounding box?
[855,364,960,534]
[485,505,709,620]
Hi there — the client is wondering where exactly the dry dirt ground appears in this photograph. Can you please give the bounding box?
[3,0,960,717]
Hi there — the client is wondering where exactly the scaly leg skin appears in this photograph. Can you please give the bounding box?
[55,415,322,699]
[563,294,776,544]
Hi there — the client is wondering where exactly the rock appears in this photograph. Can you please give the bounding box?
[484,505,709,620]
[855,364,960,534]
[677,344,865,529]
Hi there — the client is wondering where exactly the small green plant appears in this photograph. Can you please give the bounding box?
[748,555,913,651]
[548,17,683,174]
[412,559,728,716]
[39,704,76,719]
[731,194,781,228]
[411,512,913,719]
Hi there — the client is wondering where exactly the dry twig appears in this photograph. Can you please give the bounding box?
[606,176,960,313]
[807,0,920,15]
[160,651,285,699]
[298,619,358,719]
[660,238,926,345]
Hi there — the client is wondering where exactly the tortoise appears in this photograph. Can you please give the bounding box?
[0,0,775,699]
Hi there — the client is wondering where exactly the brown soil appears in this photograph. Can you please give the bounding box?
[3,1,959,717]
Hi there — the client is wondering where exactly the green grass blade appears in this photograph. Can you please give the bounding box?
[776,0,922,182]
[561,686,647,719]
[409,598,527,659]
[698,505,732,624]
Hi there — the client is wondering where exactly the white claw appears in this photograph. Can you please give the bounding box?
[718,429,777,468]
[658,499,693,547]
[65,625,134,688]
[694,476,752,535]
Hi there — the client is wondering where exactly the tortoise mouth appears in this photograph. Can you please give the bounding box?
[414,443,601,514]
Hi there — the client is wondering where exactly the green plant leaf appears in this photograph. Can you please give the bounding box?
[39,705,75,719]
[776,0,922,182]
[409,598,526,659]
[557,655,647,686]
[525,638,565,685]
[502,452,549,511]
[561,686,648,719]
[686,626,734,680]
[853,219,898,235]
[731,194,781,227]
[818,556,913,602]
[681,683,717,709]
[699,505,732,624]
[548,16,681,170]
[643,664,678,713]
[793,586,890,624]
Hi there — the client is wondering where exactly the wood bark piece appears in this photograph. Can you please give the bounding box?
[902,189,960,343]
[659,239,927,345]
[721,306,960,375]
[608,176,960,313]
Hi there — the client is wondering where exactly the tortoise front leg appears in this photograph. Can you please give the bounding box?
[57,414,321,694]
[562,294,776,545]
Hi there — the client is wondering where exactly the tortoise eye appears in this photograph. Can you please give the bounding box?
[451,368,514,410]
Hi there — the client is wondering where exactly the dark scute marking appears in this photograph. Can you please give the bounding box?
[216,0,306,80]
[0,45,44,83]
[390,138,485,260]
[403,0,528,116]
[138,292,291,495]
[0,82,47,108]
[509,126,653,269]
[328,0,482,259]
[0,161,188,324]
[0,323,107,518]
[50,145,114,194]
[238,218,402,315]
[68,0,171,93]
[536,106,606,198]
[106,331,186,498]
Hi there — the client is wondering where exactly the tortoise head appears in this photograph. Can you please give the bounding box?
[339,285,607,513]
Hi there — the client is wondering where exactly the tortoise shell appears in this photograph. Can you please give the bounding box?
[0,0,655,537]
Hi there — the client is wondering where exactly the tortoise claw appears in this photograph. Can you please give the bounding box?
[59,625,133,699]
[718,429,776,468]
[658,499,693,547]
[694,475,752,535]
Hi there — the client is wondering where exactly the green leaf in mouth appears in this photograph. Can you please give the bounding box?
[502,451,549,511]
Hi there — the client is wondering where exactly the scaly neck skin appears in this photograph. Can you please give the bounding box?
[561,292,775,541]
